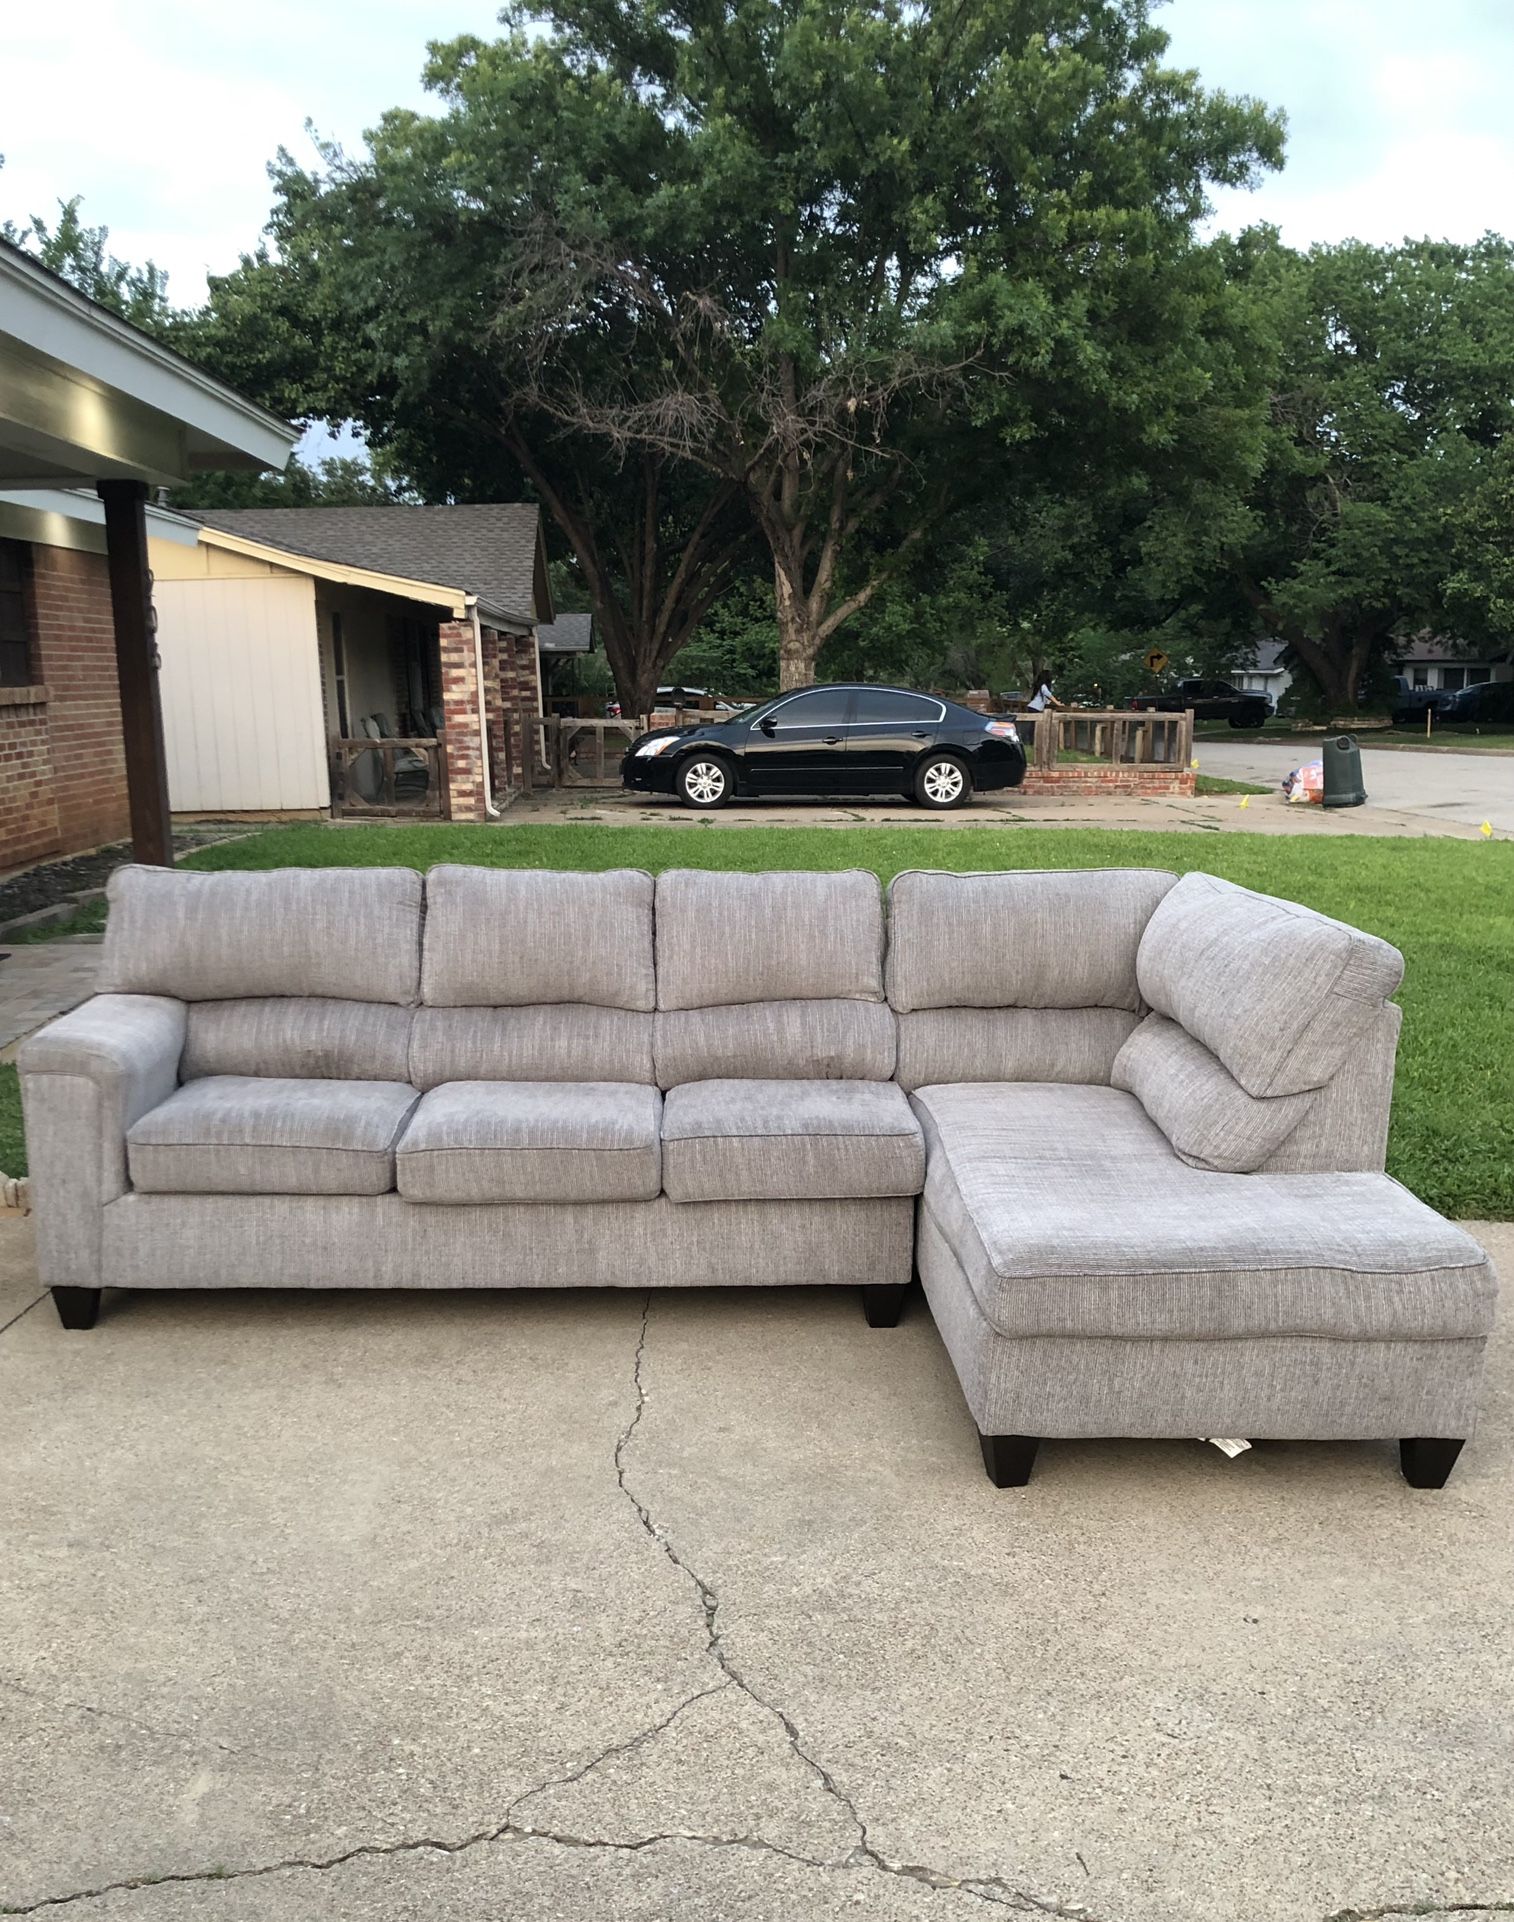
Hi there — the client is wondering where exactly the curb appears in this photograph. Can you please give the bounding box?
[0,887,107,944]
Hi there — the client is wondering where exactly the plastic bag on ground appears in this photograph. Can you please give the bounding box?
[1282,760,1324,805]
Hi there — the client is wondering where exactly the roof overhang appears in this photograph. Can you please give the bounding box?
[193,521,537,633]
[0,484,203,553]
[0,242,298,488]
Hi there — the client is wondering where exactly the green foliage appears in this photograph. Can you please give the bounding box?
[169,454,410,512]
[0,192,177,335]
[0,1064,21,1180]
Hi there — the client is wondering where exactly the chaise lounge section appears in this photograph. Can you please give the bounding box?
[18,860,1496,1488]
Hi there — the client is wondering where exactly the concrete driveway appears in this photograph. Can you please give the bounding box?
[2,1212,1510,1922]
[1194,739,1514,832]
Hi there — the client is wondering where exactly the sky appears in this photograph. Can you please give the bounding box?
[3,0,1513,309]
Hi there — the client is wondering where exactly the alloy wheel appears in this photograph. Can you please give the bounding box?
[683,760,727,806]
[922,760,965,805]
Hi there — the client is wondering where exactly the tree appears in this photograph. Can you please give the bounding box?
[1,191,177,334]
[465,0,1280,686]
[1177,235,1514,712]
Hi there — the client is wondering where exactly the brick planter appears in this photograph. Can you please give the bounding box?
[1021,767,1196,798]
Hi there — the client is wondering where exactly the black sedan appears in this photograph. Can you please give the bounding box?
[622,684,1027,810]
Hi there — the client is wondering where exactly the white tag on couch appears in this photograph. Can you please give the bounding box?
[1201,1437,1252,1458]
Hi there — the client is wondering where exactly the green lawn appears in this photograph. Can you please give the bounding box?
[4,820,1509,1220]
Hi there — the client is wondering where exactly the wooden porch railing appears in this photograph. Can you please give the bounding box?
[329,737,446,816]
[536,715,641,786]
[1030,708,1194,773]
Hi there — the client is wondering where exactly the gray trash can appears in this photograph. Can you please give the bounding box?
[1322,733,1366,808]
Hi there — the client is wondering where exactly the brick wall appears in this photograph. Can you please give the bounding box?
[1020,767,1197,797]
[0,543,129,876]
[438,618,486,822]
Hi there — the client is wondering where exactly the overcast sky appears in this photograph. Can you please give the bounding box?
[3,0,1511,308]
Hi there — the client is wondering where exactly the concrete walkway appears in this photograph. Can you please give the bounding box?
[0,939,103,1055]
[2,1212,1510,1921]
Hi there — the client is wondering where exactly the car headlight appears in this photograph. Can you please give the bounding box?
[983,720,1020,742]
[634,737,676,758]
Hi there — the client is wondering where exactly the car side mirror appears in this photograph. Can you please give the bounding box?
[759,717,777,736]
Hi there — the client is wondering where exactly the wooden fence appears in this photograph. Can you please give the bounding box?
[1030,708,1194,773]
[536,716,642,786]
[329,737,446,816]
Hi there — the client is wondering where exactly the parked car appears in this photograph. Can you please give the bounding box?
[1129,679,1274,728]
[622,683,1027,810]
[1390,681,1455,726]
[1436,680,1514,725]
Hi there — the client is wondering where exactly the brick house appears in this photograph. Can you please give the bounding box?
[147,504,555,821]
[0,237,297,873]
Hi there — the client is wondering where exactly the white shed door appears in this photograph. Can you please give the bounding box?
[154,576,330,812]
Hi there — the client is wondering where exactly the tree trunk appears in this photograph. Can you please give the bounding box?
[774,556,818,689]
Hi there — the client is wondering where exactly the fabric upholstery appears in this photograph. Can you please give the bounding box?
[917,1207,1489,1440]
[885,868,1176,1013]
[17,994,187,1286]
[661,1078,924,1203]
[98,865,422,1004]
[182,998,413,1083]
[1261,1002,1401,1174]
[422,866,655,1010]
[1135,871,1404,1097]
[894,1006,1138,1094]
[410,1006,655,1089]
[397,1081,661,1204]
[127,1076,418,1196]
[655,869,885,1010]
[911,1082,1495,1342]
[655,999,896,1088]
[101,1192,916,1291]
[1112,1013,1314,1173]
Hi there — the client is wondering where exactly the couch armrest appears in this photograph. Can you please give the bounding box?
[17,994,187,1286]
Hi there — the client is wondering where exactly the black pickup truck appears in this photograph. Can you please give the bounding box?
[1129,679,1274,728]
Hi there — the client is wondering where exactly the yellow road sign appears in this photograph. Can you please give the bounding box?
[1143,646,1169,675]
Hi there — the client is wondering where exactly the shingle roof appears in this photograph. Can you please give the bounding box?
[536,612,594,653]
[191,503,548,626]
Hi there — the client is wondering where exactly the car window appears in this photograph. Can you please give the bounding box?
[851,688,941,724]
[763,688,853,727]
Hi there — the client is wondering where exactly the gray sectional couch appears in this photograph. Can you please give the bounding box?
[18,862,1497,1489]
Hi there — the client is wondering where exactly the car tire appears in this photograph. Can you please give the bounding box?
[914,751,972,810]
[1230,709,1266,729]
[676,754,733,810]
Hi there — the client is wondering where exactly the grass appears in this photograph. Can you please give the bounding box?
[1195,773,1271,796]
[0,1065,20,1182]
[4,819,1509,1218]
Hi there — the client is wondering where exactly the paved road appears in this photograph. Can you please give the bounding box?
[1194,738,1514,831]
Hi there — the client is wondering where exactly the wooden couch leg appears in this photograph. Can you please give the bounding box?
[861,1283,908,1328]
[979,1432,1039,1487]
[1399,1438,1465,1488]
[51,1287,101,1331]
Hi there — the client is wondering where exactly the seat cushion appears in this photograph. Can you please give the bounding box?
[127,1077,419,1196]
[912,1082,1496,1342]
[396,1082,662,1204]
[661,1079,924,1203]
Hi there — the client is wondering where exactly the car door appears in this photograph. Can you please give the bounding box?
[742,688,856,793]
[846,688,946,789]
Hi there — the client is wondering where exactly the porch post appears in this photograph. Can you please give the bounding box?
[98,480,173,865]
[437,617,487,821]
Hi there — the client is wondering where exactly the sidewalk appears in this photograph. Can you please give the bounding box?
[0,937,102,1056]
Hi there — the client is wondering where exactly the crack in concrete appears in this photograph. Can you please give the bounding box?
[0,1292,44,1343]
[610,1294,1101,1921]
[1325,1905,1514,1920]
[0,1678,241,1756]
[1,1300,1102,1921]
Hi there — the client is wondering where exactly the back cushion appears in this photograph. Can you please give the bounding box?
[1112,1014,1313,1173]
[100,865,423,1004]
[654,870,888,1084]
[416,867,656,1084]
[182,999,413,1083]
[1135,872,1404,1097]
[422,867,655,1009]
[886,869,1176,1089]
